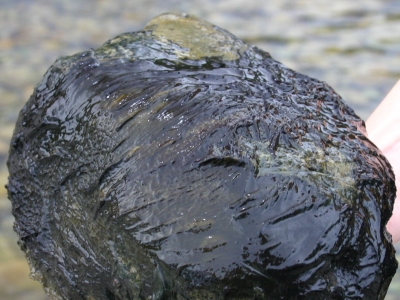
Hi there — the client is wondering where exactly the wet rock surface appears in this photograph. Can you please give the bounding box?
[7,13,398,299]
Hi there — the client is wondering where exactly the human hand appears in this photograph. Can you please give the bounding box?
[366,80,400,244]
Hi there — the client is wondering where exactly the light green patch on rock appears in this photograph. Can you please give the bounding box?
[235,137,357,204]
[144,13,248,61]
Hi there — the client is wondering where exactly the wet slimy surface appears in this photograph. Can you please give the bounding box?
[7,13,397,299]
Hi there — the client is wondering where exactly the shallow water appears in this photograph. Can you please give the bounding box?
[1,0,400,299]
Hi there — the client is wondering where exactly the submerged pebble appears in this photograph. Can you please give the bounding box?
[7,13,397,299]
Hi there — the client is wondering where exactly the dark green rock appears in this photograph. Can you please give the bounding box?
[7,13,397,299]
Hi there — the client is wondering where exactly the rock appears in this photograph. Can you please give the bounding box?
[6,13,397,300]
